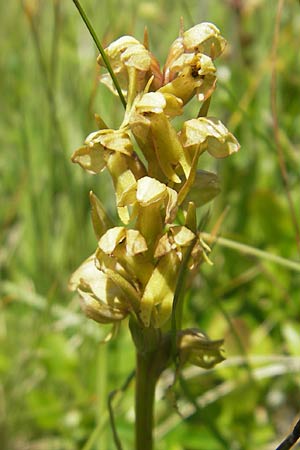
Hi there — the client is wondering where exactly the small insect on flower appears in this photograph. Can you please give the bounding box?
[190,58,201,78]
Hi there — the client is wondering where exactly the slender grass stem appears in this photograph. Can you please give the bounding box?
[72,0,127,109]
[201,232,300,273]
[81,416,108,450]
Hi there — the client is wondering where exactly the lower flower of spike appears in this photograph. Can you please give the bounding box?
[69,255,130,324]
[177,328,225,369]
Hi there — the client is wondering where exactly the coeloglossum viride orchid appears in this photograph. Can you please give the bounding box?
[70,22,239,369]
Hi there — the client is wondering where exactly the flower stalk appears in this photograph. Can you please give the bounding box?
[135,350,159,450]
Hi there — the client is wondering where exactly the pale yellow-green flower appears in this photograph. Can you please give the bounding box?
[164,22,226,78]
[129,92,190,184]
[159,52,217,104]
[177,328,225,369]
[97,226,153,286]
[118,176,178,249]
[71,128,133,173]
[180,117,240,159]
[72,128,147,223]
[97,35,162,97]
[69,255,130,324]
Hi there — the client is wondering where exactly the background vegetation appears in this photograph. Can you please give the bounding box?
[1,0,300,449]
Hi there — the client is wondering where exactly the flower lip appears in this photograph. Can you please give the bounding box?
[136,176,167,206]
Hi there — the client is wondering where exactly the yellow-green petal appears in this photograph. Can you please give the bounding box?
[180,117,240,159]
[136,176,167,206]
[71,145,106,174]
[98,227,126,254]
[183,22,227,59]
[78,288,127,324]
[125,229,148,255]
[171,226,196,247]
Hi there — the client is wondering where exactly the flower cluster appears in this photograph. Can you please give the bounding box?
[70,23,239,367]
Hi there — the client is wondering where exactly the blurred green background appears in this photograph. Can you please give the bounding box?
[1,0,300,449]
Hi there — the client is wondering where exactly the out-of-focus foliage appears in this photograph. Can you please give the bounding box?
[1,1,300,449]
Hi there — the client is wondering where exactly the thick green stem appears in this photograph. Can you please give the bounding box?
[130,318,171,450]
[135,350,159,450]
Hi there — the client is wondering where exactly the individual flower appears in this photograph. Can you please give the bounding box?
[160,22,226,108]
[179,117,240,159]
[163,22,226,82]
[71,128,146,223]
[173,117,239,206]
[129,92,190,184]
[177,328,225,369]
[69,255,130,324]
[96,226,153,287]
[119,176,178,249]
[97,35,162,97]
[159,52,217,104]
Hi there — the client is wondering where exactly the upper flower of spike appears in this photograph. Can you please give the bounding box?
[98,23,226,107]
[97,36,162,97]
[164,22,227,77]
